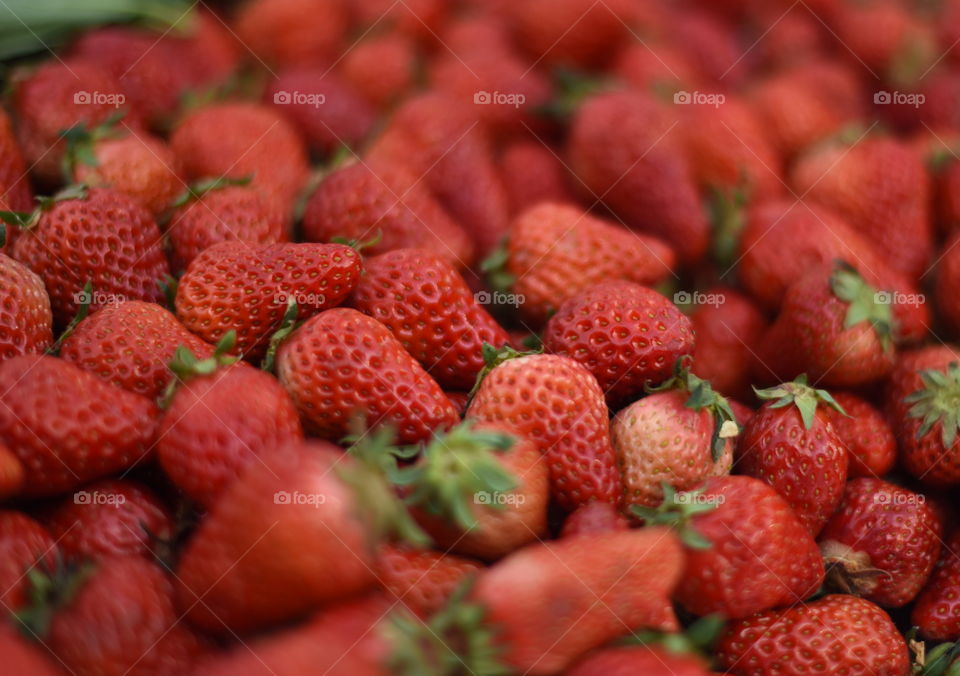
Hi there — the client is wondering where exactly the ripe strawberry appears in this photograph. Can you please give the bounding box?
[60,300,214,400]
[819,478,941,608]
[716,595,910,675]
[560,501,629,538]
[302,161,475,268]
[44,479,173,563]
[0,355,159,496]
[913,530,960,640]
[498,141,572,216]
[158,356,303,508]
[0,107,32,212]
[503,202,675,325]
[885,345,960,485]
[567,91,708,264]
[543,281,694,406]
[611,367,736,508]
[471,528,683,674]
[614,40,704,94]
[0,443,24,499]
[276,308,459,444]
[937,233,960,336]
[338,33,415,109]
[0,625,62,675]
[344,0,448,45]
[7,186,169,326]
[376,545,481,617]
[175,241,361,363]
[737,376,849,534]
[791,136,933,279]
[671,9,747,86]
[0,253,52,360]
[566,645,711,676]
[466,353,621,510]
[823,392,897,478]
[233,0,347,67]
[0,510,56,611]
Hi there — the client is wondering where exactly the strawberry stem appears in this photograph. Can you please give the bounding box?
[753,374,847,430]
[631,482,716,550]
[829,263,894,351]
[904,362,960,447]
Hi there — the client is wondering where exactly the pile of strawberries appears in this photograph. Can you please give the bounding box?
[6,0,960,673]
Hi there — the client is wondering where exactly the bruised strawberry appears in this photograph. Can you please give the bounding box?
[498,141,572,216]
[823,392,896,478]
[233,0,347,67]
[376,545,481,618]
[566,645,711,676]
[913,530,960,640]
[0,253,52,360]
[0,510,56,611]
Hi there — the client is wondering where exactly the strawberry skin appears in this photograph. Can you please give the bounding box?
[234,0,347,68]
[823,392,896,478]
[0,355,159,497]
[60,300,214,400]
[467,353,622,510]
[0,107,32,213]
[175,241,361,362]
[339,34,415,109]
[0,626,63,676]
[913,530,960,640]
[560,501,629,538]
[0,510,56,611]
[277,308,458,444]
[543,281,694,407]
[375,545,481,618]
[936,232,960,336]
[717,595,910,676]
[0,253,52,360]
[498,141,572,216]
[567,645,711,676]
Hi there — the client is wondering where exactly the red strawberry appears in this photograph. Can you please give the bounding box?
[0,355,159,496]
[913,530,960,640]
[669,9,746,86]
[302,161,475,268]
[175,241,361,363]
[567,91,708,264]
[737,376,849,534]
[348,248,510,390]
[543,281,694,406]
[504,202,675,325]
[466,353,621,510]
[560,501,629,538]
[0,253,52,360]
[716,595,910,675]
[937,233,960,336]
[614,41,704,94]
[566,645,711,676]
[276,308,459,444]
[44,479,173,563]
[0,443,25,499]
[498,141,572,216]
[823,392,896,478]
[344,0,448,45]
[0,625,63,675]
[819,478,941,607]
[60,300,214,400]
[0,510,57,611]
[233,0,347,67]
[0,107,33,212]
[7,186,169,326]
[338,33,415,109]
[376,545,481,617]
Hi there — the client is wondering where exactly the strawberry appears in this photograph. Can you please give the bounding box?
[503,202,675,325]
[338,33,415,109]
[716,595,910,675]
[737,376,849,534]
[913,530,960,640]
[0,355,159,497]
[543,281,695,406]
[276,308,459,444]
[638,476,824,619]
[823,392,897,478]
[302,161,475,268]
[0,625,63,675]
[819,478,941,607]
[0,443,24,499]
[670,9,747,86]
[498,141,572,216]
[59,300,214,400]
[0,107,33,213]
[0,510,57,611]
[233,0,347,67]
[885,345,960,485]
[6,186,169,326]
[611,366,736,508]
[466,352,621,510]
[567,91,708,264]
[347,248,510,390]
[44,479,173,563]
[376,544,481,617]
[344,0,448,44]
[561,501,630,538]
[0,253,52,360]
[937,233,960,336]
[614,41,704,94]
[791,136,933,279]
[158,351,303,507]
[566,645,711,676]
[175,241,361,363]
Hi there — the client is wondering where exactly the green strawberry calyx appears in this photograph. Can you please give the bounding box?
[707,183,748,271]
[168,174,253,209]
[260,298,299,373]
[59,110,126,181]
[904,361,960,448]
[909,628,960,676]
[159,330,238,408]
[0,183,88,247]
[617,613,725,662]
[13,555,93,638]
[630,482,717,550]
[466,342,538,405]
[829,263,895,352]
[753,374,847,430]
[330,229,383,253]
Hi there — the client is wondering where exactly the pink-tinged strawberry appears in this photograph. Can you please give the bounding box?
[0,107,32,213]
[60,300,214,400]
[0,510,57,611]
[792,136,933,279]
[0,355,159,497]
[611,365,736,508]
[467,352,621,510]
[885,345,960,485]
[913,530,960,640]
[302,161,475,268]
[471,528,683,674]
[638,475,824,619]
[560,501,629,538]
[233,0,347,67]
[376,545,481,618]
[567,91,708,264]
[44,479,173,563]
[503,202,675,325]
[819,478,941,608]
[737,376,849,535]
[543,281,695,407]
[276,308,459,444]
[338,33,415,109]
[716,595,910,676]
[0,253,52,360]
[823,392,896,478]
[566,644,711,676]
[158,343,303,508]
[5,186,169,326]
[937,233,960,336]
[498,141,572,216]
[175,241,361,363]
[0,626,63,675]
